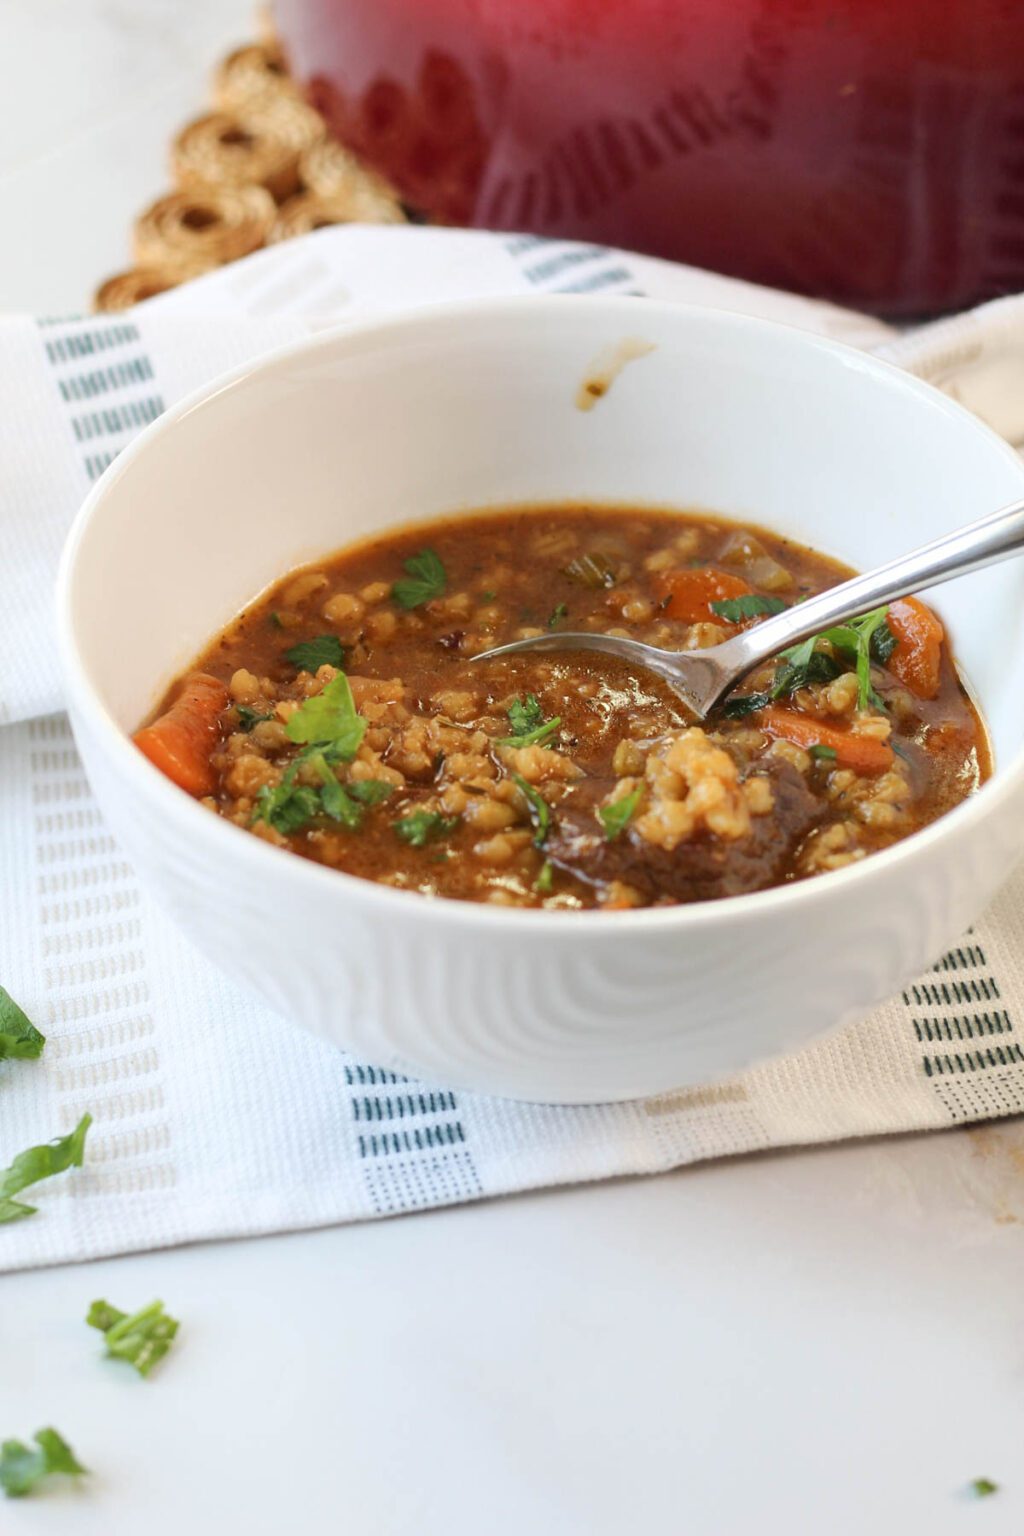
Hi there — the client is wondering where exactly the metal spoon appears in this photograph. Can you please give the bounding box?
[473,500,1024,718]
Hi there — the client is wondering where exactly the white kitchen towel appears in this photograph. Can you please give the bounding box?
[4,225,1024,1273]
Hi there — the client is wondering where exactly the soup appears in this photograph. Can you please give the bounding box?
[134,505,987,909]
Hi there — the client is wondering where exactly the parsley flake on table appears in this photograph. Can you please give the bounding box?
[87,1298,179,1378]
[497,694,562,748]
[392,548,447,610]
[970,1478,998,1498]
[0,1429,87,1498]
[284,635,347,673]
[393,809,460,847]
[511,774,552,846]
[0,985,45,1062]
[598,786,644,841]
[0,1114,92,1224]
[710,594,788,622]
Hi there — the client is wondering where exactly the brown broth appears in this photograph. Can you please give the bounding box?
[146,505,988,909]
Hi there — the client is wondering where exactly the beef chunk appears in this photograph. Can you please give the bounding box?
[544,760,821,903]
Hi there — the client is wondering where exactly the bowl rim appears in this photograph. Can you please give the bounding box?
[55,291,1024,934]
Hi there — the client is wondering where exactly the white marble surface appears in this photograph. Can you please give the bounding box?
[0,0,255,312]
[3,4,1024,1532]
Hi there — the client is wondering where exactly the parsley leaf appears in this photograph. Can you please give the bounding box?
[285,673,367,759]
[253,680,372,836]
[535,860,554,894]
[809,744,838,761]
[481,589,497,603]
[971,1478,998,1498]
[723,650,840,718]
[598,786,644,841]
[0,1114,91,1224]
[393,810,460,847]
[722,606,893,719]
[236,705,274,733]
[512,774,552,846]
[392,549,447,609]
[497,694,561,748]
[305,753,360,829]
[507,695,543,734]
[871,617,898,665]
[0,1429,87,1498]
[87,1298,179,1378]
[348,779,394,806]
[252,778,321,836]
[547,602,569,629]
[819,606,890,709]
[285,635,347,673]
[722,688,774,720]
[0,986,45,1062]
[710,594,788,622]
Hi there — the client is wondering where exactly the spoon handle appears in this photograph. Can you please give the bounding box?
[720,497,1024,676]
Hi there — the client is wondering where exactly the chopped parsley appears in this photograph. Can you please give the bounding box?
[970,1478,998,1498]
[598,786,644,841]
[0,986,44,1062]
[723,605,894,719]
[285,673,367,757]
[0,1114,91,1224]
[535,860,554,894]
[809,744,837,761]
[348,779,394,807]
[285,635,346,673]
[724,649,840,718]
[547,602,569,628]
[252,778,321,835]
[817,606,891,710]
[308,753,362,829]
[252,676,372,835]
[87,1298,179,1378]
[393,810,460,847]
[480,589,497,603]
[871,617,898,664]
[710,594,788,622]
[236,705,274,733]
[0,1429,87,1498]
[269,611,284,629]
[497,694,561,749]
[512,774,552,846]
[392,548,447,609]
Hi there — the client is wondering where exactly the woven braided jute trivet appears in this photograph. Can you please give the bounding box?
[94,28,413,312]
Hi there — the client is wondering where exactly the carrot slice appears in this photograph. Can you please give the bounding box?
[759,707,894,776]
[886,597,944,700]
[655,567,752,623]
[133,673,230,797]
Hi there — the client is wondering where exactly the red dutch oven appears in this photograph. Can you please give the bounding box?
[275,0,1024,316]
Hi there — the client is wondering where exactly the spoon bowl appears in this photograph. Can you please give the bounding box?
[474,499,1024,715]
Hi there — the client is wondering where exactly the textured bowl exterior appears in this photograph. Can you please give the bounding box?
[57,297,1024,1102]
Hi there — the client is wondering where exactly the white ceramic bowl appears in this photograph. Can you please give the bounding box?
[57,297,1024,1103]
